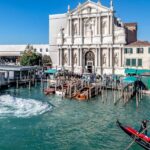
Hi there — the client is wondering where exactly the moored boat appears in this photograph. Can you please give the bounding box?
[44,88,55,95]
[55,90,66,97]
[75,88,89,101]
[117,120,150,150]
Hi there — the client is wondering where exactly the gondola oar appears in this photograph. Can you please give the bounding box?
[125,125,150,150]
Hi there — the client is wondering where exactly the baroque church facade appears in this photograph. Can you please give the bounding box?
[49,0,127,74]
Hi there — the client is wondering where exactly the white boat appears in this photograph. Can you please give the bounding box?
[55,90,66,97]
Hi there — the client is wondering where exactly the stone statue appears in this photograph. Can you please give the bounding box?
[73,53,77,65]
[114,53,119,66]
[63,53,67,64]
[102,53,106,65]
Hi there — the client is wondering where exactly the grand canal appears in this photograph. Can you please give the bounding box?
[0,84,149,150]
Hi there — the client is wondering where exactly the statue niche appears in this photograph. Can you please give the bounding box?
[84,18,95,37]
[114,53,119,66]
[102,20,107,35]
[63,52,68,65]
[102,53,106,66]
[73,53,77,65]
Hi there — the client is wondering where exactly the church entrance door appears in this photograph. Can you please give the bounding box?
[87,61,93,73]
[85,51,95,73]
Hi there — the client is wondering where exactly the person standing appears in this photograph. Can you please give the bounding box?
[139,120,149,135]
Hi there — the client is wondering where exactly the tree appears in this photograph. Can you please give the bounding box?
[20,45,42,66]
[42,55,52,66]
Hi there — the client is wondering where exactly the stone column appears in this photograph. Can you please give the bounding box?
[110,47,113,68]
[110,15,112,35]
[108,48,110,67]
[60,48,62,67]
[99,15,101,35]
[80,48,82,67]
[95,48,98,67]
[80,17,83,45]
[70,18,72,37]
[99,48,103,74]
[78,17,80,35]
[58,49,60,66]
[78,47,80,66]
[70,47,73,71]
[110,47,114,73]
[99,14,102,43]
[95,17,98,35]
[120,47,123,67]
[68,48,70,66]
[68,19,70,36]
[108,14,110,35]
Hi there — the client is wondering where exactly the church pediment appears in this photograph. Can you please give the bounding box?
[70,1,110,15]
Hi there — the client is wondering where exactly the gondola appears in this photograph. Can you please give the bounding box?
[117,120,150,150]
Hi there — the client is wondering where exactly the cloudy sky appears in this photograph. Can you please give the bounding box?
[0,0,150,44]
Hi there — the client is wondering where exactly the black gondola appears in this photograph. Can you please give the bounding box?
[117,120,150,150]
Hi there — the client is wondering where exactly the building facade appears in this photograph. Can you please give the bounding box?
[0,0,150,75]
[0,44,49,65]
[124,41,150,70]
[49,0,127,74]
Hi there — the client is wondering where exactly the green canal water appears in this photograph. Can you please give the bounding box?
[0,85,150,150]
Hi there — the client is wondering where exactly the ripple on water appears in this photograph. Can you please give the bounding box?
[0,95,52,118]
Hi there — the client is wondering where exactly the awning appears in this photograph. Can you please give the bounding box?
[122,76,138,84]
[136,69,150,75]
[44,69,57,74]
[125,68,150,75]
[125,69,137,75]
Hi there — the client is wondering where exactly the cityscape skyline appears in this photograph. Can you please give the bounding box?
[0,0,150,44]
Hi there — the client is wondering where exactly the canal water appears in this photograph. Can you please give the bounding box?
[0,85,149,150]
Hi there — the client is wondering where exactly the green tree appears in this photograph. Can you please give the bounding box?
[42,55,52,66]
[20,45,42,66]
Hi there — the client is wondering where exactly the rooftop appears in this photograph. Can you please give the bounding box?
[124,23,137,27]
[126,40,150,47]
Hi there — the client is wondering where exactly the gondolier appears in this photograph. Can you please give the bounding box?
[139,120,149,135]
[117,120,150,150]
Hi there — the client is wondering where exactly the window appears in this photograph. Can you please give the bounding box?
[40,48,42,52]
[138,59,142,67]
[148,48,150,53]
[46,48,48,52]
[126,59,130,66]
[137,48,144,53]
[131,59,136,66]
[124,48,133,54]
[124,48,127,54]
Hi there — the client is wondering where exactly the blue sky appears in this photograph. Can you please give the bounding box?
[0,0,150,44]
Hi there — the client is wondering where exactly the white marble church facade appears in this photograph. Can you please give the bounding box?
[49,0,126,74]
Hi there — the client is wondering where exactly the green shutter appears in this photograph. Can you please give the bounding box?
[138,59,142,67]
[126,59,130,66]
[149,48,150,53]
[124,48,127,54]
[132,59,136,66]
[130,48,133,54]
